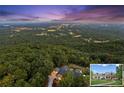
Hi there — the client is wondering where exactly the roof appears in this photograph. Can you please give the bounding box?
[59,66,69,75]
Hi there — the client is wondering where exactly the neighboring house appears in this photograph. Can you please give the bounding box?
[92,72,116,80]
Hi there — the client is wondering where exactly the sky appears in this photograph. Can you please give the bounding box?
[90,64,120,73]
[0,5,124,23]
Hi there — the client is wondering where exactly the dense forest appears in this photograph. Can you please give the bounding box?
[0,44,90,86]
[0,22,124,86]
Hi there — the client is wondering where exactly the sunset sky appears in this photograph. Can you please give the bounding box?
[0,5,124,23]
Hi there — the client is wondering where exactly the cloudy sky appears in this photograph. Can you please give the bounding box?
[0,5,124,23]
[90,64,120,73]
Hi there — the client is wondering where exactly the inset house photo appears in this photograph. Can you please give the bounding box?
[90,64,122,86]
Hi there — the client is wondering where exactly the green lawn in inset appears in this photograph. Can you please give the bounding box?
[91,79,122,86]
[91,79,111,85]
[107,80,122,85]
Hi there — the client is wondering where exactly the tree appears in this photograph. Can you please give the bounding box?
[0,64,7,78]
[60,71,74,87]
[73,75,89,87]
[15,79,31,87]
[13,68,27,80]
[30,72,45,87]
[0,74,14,87]
[116,65,122,80]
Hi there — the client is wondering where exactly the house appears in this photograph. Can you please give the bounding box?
[92,72,116,80]
[59,66,69,75]
[47,65,83,87]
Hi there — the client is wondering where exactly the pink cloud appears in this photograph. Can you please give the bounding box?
[62,7,124,23]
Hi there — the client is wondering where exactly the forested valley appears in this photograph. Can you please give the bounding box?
[0,23,124,86]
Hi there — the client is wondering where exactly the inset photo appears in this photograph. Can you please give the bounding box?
[90,64,123,86]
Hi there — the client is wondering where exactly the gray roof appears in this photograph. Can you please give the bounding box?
[59,66,69,75]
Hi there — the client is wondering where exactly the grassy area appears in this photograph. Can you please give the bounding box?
[91,79,111,85]
[91,79,122,86]
[108,80,122,85]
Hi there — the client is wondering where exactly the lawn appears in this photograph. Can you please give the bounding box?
[91,79,122,86]
[107,80,122,85]
[91,79,111,85]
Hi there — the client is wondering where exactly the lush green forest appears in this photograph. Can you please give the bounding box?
[0,22,124,86]
[0,44,90,86]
